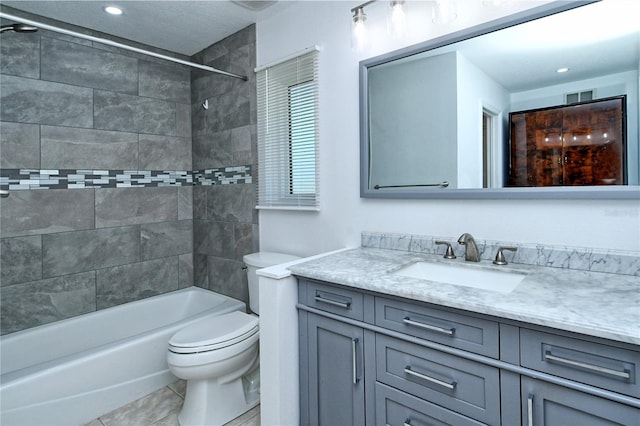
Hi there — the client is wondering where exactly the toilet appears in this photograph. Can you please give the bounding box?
[167,251,300,426]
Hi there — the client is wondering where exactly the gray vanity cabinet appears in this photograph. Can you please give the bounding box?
[304,313,366,426]
[521,378,640,425]
[297,278,640,425]
[299,279,371,426]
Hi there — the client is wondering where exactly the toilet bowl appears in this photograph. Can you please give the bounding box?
[167,251,300,426]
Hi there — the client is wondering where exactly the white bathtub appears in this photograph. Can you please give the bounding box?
[0,287,246,426]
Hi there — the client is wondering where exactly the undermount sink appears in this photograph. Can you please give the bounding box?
[391,261,526,293]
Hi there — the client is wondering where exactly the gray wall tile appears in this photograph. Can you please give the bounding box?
[1,235,42,286]
[192,132,232,169]
[193,187,207,220]
[206,256,247,303]
[179,253,194,289]
[96,257,179,309]
[0,75,93,127]
[231,125,256,165]
[41,37,138,94]
[0,121,40,168]
[95,187,177,228]
[193,219,234,258]
[140,220,193,261]
[41,125,139,170]
[0,189,95,238]
[178,186,193,220]
[94,90,176,135]
[42,226,140,278]
[234,223,255,261]
[176,103,192,138]
[206,184,255,223]
[0,271,96,335]
[139,135,191,170]
[138,61,190,104]
[0,31,40,79]
[193,254,208,288]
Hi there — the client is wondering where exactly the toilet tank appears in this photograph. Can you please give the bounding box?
[243,252,301,314]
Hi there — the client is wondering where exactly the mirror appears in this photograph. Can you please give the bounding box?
[360,0,640,199]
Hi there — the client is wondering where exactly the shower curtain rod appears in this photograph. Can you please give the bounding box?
[0,12,248,81]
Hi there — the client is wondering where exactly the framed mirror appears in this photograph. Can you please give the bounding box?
[360,0,640,199]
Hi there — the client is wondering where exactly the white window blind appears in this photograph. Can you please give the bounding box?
[256,48,319,210]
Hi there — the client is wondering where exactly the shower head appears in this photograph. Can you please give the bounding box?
[0,23,38,33]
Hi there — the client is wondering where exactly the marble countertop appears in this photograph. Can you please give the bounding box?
[288,247,640,345]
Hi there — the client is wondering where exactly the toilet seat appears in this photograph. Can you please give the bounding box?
[169,311,259,354]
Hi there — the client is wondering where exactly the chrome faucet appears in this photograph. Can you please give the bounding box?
[457,233,480,262]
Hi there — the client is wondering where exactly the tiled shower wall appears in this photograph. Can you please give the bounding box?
[190,26,259,303]
[0,8,258,334]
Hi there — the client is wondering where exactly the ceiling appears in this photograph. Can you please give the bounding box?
[1,1,638,92]
[0,0,286,56]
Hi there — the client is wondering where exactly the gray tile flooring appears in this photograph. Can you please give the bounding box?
[85,380,260,426]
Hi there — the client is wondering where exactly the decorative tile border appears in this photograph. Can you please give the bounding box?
[0,166,252,191]
[361,231,640,276]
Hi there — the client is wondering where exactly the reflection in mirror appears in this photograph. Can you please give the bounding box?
[361,0,640,199]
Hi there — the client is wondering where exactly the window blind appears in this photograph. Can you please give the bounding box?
[256,48,319,210]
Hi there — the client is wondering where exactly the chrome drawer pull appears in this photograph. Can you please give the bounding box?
[314,295,351,309]
[352,338,359,384]
[527,394,534,426]
[404,366,457,390]
[544,351,631,379]
[403,317,455,336]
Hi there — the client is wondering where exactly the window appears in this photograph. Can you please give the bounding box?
[256,48,319,210]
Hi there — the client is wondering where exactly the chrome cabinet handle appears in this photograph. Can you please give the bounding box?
[404,366,456,390]
[314,295,351,309]
[403,317,455,336]
[544,351,631,379]
[527,394,534,426]
[352,338,359,384]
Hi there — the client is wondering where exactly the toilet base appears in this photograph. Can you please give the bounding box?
[178,366,260,426]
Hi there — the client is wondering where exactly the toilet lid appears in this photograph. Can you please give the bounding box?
[168,311,259,353]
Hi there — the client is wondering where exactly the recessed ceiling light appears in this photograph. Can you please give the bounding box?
[103,5,123,15]
[557,67,570,73]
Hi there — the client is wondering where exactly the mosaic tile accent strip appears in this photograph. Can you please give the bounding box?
[0,166,252,191]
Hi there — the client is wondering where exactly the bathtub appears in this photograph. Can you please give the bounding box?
[0,287,246,426]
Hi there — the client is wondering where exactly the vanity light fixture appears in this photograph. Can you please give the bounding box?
[103,5,123,15]
[350,0,459,52]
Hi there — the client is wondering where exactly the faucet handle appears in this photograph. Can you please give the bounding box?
[493,246,518,265]
[435,241,457,259]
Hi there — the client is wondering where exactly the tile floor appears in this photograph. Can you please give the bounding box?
[85,380,260,426]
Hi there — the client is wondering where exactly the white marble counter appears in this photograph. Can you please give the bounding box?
[288,247,640,346]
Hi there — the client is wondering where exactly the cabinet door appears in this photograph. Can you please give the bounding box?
[521,377,640,426]
[306,313,365,426]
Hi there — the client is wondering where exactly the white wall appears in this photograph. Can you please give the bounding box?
[256,0,640,256]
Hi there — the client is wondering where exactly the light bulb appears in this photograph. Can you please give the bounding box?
[388,0,407,39]
[352,7,368,52]
[433,0,457,24]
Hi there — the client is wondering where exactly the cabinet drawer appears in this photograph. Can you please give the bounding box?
[376,334,500,425]
[375,297,499,358]
[302,280,364,321]
[521,328,640,398]
[375,382,486,426]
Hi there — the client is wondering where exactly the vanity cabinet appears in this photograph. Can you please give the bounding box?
[508,96,626,187]
[304,313,366,426]
[297,278,640,425]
